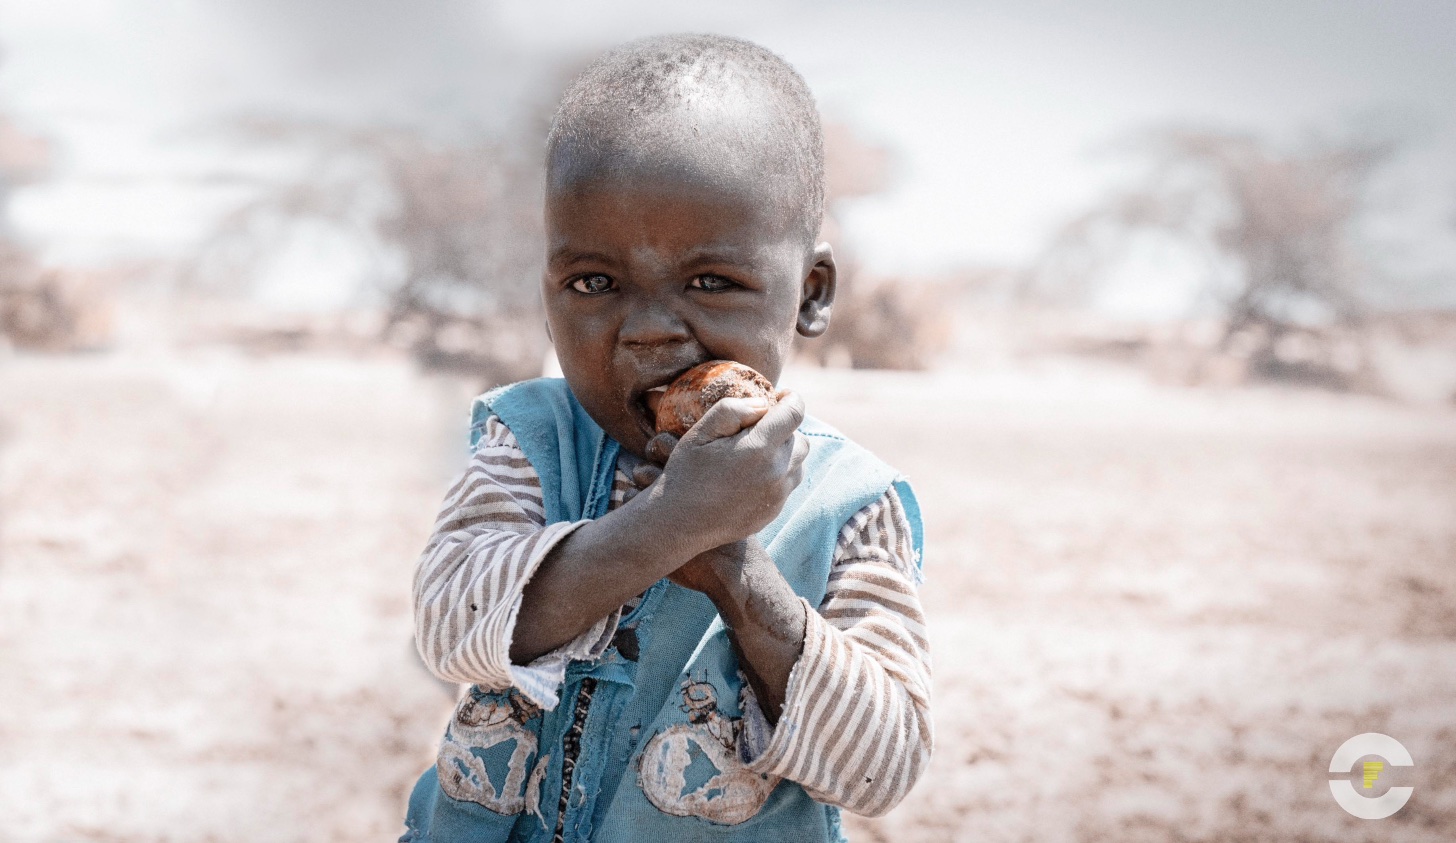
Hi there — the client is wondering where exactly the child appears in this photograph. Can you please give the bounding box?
[403,34,932,843]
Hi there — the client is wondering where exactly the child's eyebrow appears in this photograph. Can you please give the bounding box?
[548,247,618,268]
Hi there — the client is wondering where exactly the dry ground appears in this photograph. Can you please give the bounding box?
[1,348,1453,842]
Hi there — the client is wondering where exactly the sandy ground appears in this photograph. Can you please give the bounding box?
[1,347,1454,842]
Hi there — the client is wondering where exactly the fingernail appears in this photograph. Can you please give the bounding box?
[745,397,770,408]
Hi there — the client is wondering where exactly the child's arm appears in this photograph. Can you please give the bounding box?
[415,396,807,706]
[412,416,624,708]
[643,481,933,817]
[741,485,933,817]
[507,393,806,663]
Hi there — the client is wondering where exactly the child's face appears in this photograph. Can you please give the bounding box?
[543,164,833,459]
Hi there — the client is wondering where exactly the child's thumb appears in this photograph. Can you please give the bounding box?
[682,396,772,443]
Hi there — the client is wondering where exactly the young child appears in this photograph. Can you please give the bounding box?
[403,34,932,843]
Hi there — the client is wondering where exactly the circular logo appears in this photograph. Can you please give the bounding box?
[1327,733,1414,819]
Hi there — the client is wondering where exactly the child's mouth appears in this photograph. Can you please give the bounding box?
[641,385,668,429]
[630,385,670,440]
[632,361,704,441]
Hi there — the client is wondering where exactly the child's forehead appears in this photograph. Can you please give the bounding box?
[551,152,779,214]
[545,175,804,272]
[546,128,803,249]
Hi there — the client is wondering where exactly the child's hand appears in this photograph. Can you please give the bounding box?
[630,389,808,556]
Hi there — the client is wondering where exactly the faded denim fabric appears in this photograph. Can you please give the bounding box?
[402,378,923,843]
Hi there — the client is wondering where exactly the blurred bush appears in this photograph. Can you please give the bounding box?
[1032,125,1401,390]
[0,113,91,352]
[800,275,956,370]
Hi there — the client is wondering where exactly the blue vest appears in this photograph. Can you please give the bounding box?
[403,378,924,843]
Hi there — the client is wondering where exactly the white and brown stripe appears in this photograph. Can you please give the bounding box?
[412,414,932,816]
[741,484,933,816]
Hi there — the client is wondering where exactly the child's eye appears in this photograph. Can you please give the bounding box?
[690,275,737,292]
[570,274,615,294]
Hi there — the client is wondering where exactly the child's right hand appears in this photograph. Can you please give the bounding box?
[631,389,809,556]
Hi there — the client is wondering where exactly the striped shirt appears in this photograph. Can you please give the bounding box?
[413,415,933,817]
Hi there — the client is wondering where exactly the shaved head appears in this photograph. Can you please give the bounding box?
[546,34,825,245]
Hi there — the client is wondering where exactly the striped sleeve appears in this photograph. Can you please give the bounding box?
[742,484,933,817]
[412,415,621,710]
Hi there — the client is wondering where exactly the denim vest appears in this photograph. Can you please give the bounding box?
[404,378,923,843]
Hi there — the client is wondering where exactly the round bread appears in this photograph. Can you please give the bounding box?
[654,360,776,437]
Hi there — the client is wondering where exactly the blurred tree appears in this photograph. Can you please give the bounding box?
[188,116,551,386]
[1034,126,1398,388]
[0,53,64,350]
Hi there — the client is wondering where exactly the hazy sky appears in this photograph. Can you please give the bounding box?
[2,0,1454,308]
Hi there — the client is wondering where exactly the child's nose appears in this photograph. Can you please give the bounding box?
[620,300,692,348]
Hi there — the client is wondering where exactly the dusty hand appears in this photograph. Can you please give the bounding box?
[625,390,809,558]
[622,458,721,592]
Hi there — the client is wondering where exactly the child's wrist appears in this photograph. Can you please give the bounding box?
[629,487,724,564]
[696,541,765,614]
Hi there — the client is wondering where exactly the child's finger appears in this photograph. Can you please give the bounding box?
[783,432,809,490]
[743,390,805,450]
[645,432,679,465]
[789,431,810,471]
[631,462,663,489]
[682,396,772,444]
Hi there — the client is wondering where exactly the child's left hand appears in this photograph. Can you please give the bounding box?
[622,391,795,596]
[622,436,731,594]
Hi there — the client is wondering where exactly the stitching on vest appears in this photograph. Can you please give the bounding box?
[802,430,846,442]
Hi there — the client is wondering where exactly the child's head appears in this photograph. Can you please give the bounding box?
[541,34,835,459]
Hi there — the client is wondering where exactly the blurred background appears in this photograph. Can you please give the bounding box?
[1,1,1454,840]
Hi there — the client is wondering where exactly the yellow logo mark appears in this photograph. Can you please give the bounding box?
[1362,761,1384,789]
[1329,734,1414,819]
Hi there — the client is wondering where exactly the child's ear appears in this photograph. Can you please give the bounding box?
[796,242,836,338]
